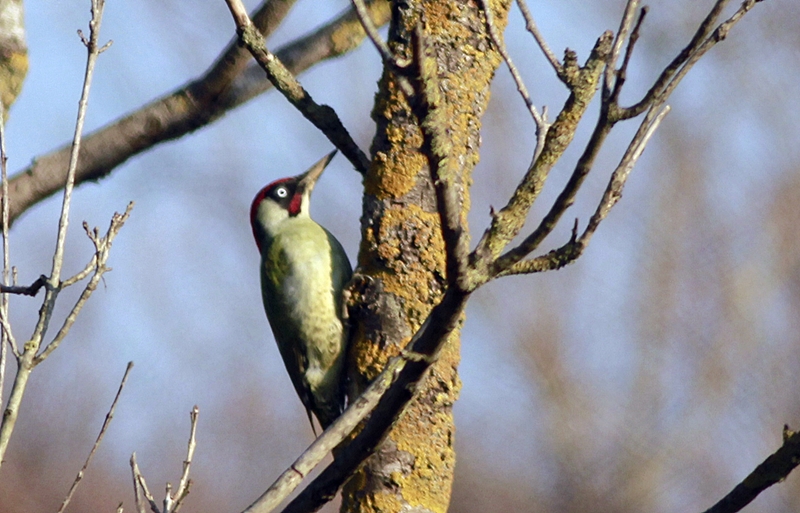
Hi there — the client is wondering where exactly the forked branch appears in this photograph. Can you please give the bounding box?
[130,407,200,513]
[467,0,766,285]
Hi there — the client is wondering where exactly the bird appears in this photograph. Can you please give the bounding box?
[250,151,352,434]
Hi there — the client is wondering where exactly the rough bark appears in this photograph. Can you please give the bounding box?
[343,1,510,511]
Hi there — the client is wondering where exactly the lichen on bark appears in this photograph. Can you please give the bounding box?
[344,1,511,512]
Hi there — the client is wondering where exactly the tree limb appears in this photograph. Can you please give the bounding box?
[224,0,371,174]
[1,0,390,227]
[701,426,800,513]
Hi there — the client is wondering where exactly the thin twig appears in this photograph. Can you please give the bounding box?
[515,0,562,77]
[129,406,200,513]
[494,103,670,278]
[479,0,765,281]
[35,203,133,365]
[60,257,99,287]
[617,0,737,119]
[350,0,414,97]
[351,0,405,68]
[466,33,613,287]
[58,362,134,513]
[0,105,9,397]
[169,406,199,513]
[608,6,648,106]
[131,453,159,513]
[478,0,549,164]
[50,0,110,293]
[603,0,640,98]
[581,104,670,238]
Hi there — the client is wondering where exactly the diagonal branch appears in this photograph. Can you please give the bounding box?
[351,0,406,69]
[58,362,134,513]
[202,0,300,100]
[495,104,670,277]
[615,0,762,121]
[242,353,402,512]
[34,202,134,365]
[224,0,371,174]
[701,426,800,513]
[281,288,469,513]
[478,0,549,165]
[515,0,562,79]
[603,0,641,99]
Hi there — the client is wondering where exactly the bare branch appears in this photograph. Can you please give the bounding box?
[478,0,549,164]
[49,0,108,289]
[603,0,640,98]
[0,106,8,402]
[467,33,613,287]
[351,0,405,68]
[243,354,401,512]
[131,453,159,513]
[702,426,800,513]
[60,256,99,287]
[608,6,648,106]
[473,0,765,282]
[0,274,47,296]
[224,0,371,174]
[170,406,199,513]
[58,362,134,513]
[515,0,562,78]
[616,0,762,120]
[128,407,200,513]
[281,287,469,513]
[350,0,414,97]
[494,219,580,277]
[495,104,669,278]
[580,105,670,241]
[34,202,134,365]
[0,0,112,468]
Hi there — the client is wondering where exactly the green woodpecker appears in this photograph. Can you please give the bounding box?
[250,151,352,433]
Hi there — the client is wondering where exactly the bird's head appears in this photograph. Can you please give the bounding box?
[250,150,337,252]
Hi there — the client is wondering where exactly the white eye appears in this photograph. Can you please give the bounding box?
[275,186,288,198]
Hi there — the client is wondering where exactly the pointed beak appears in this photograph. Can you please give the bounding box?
[297,150,337,196]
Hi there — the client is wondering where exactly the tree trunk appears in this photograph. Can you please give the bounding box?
[343,1,510,511]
